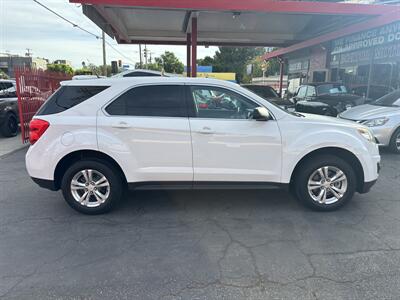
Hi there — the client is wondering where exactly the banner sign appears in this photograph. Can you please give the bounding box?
[331,21,400,67]
[332,21,400,55]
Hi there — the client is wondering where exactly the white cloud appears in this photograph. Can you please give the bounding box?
[0,0,218,68]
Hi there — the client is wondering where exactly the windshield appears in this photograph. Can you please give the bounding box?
[243,85,279,98]
[317,84,348,95]
[372,89,400,107]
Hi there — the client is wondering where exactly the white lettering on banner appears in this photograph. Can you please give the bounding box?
[332,21,400,55]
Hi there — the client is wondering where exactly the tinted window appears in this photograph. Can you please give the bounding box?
[37,86,109,115]
[106,85,186,117]
[189,86,258,119]
[373,89,400,107]
[123,71,161,77]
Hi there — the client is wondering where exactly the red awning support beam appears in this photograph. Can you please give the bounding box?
[191,17,197,77]
[186,33,191,77]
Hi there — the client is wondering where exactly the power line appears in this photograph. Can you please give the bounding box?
[33,0,100,39]
[32,0,136,65]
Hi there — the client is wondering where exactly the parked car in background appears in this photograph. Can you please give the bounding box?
[26,77,380,214]
[293,83,365,116]
[242,84,295,111]
[339,89,400,153]
[351,85,395,101]
[0,80,19,137]
[112,69,171,78]
[72,75,106,80]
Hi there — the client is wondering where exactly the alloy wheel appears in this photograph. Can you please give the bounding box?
[307,166,348,205]
[396,132,400,151]
[70,169,110,208]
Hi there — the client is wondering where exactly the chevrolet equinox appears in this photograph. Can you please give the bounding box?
[26,77,380,214]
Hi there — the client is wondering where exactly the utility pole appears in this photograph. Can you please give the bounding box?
[139,44,142,68]
[144,44,148,68]
[25,48,32,57]
[102,31,107,76]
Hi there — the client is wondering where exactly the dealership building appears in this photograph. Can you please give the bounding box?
[264,16,400,98]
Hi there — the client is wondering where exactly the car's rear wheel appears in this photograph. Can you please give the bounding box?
[0,113,18,137]
[61,160,123,214]
[389,128,400,154]
[293,155,356,211]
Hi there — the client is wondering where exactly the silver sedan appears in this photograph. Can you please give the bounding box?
[339,89,400,153]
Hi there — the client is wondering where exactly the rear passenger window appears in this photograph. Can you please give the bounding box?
[105,85,186,117]
[37,86,109,115]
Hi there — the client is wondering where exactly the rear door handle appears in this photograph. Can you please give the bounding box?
[112,121,131,129]
[197,126,215,134]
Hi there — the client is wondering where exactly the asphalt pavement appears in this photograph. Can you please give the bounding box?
[0,148,399,300]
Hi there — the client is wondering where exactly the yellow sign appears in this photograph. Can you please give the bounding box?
[195,72,236,81]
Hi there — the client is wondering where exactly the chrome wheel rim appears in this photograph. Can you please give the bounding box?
[70,169,110,208]
[307,166,348,205]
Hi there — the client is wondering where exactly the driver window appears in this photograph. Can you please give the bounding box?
[190,86,258,119]
[296,86,307,98]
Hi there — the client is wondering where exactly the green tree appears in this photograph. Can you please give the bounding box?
[0,70,9,79]
[197,56,214,66]
[211,47,265,83]
[47,63,74,75]
[154,51,184,74]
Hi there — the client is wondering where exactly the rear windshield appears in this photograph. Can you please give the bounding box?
[317,84,347,95]
[36,85,109,115]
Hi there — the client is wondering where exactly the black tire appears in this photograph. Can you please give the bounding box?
[0,113,18,137]
[61,160,123,214]
[293,155,356,211]
[389,127,400,154]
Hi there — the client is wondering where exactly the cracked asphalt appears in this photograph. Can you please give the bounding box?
[0,148,400,300]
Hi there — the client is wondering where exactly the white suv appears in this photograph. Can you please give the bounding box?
[26,77,380,214]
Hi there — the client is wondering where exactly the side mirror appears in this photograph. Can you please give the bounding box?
[253,107,271,121]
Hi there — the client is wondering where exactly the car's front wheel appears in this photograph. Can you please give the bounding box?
[61,160,123,214]
[389,127,400,154]
[293,155,356,211]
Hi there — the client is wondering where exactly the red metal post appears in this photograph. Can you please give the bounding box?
[186,33,191,77]
[191,17,197,77]
[279,60,284,97]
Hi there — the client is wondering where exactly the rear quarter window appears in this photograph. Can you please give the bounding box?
[36,85,109,115]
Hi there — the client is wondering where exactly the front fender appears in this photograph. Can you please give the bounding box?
[281,128,375,183]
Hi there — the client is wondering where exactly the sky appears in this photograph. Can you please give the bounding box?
[0,0,218,69]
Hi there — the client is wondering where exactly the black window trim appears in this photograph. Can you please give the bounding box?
[185,83,276,121]
[102,83,188,119]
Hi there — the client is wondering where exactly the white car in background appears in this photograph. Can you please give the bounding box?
[25,77,380,214]
[340,89,400,153]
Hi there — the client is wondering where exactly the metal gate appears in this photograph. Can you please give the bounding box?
[14,67,71,143]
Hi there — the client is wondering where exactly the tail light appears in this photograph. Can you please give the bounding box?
[29,119,49,145]
[198,103,208,109]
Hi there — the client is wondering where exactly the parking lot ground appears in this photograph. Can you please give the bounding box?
[0,148,399,300]
[0,134,27,158]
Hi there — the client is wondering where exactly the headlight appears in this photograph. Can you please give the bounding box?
[345,103,353,110]
[357,127,375,143]
[362,117,389,127]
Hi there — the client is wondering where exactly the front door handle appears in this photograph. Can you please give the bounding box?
[197,126,215,134]
[112,121,131,129]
